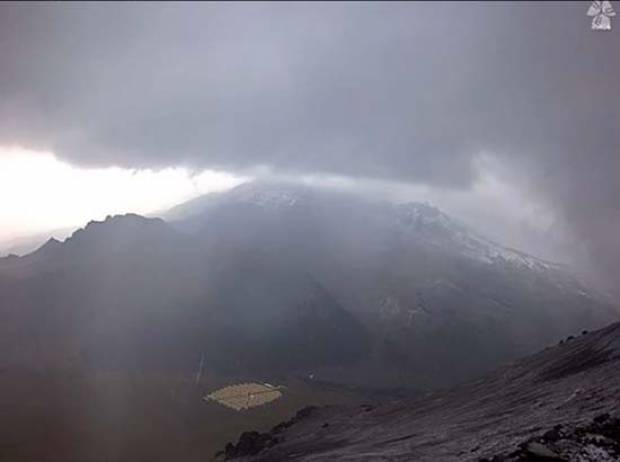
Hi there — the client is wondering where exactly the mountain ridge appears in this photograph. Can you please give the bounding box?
[0,181,616,389]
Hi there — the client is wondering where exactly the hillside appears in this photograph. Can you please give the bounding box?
[221,321,620,461]
[0,182,618,461]
[0,182,616,390]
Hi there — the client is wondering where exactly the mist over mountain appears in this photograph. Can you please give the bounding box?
[1,181,616,391]
[1,3,619,461]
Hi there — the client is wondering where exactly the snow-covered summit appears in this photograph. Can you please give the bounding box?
[171,181,565,274]
[223,181,311,210]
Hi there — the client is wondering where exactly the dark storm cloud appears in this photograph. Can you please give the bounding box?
[0,2,619,286]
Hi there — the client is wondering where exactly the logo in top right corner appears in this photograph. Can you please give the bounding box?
[588,1,616,30]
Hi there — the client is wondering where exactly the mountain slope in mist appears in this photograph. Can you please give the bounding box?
[168,181,618,387]
[0,181,616,390]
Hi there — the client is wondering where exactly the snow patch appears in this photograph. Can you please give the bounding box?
[394,202,560,272]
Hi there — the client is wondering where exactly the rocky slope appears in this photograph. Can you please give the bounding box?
[220,321,620,461]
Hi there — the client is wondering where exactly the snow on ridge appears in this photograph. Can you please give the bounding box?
[394,202,560,271]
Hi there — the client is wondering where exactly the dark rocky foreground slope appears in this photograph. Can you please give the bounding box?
[221,321,620,461]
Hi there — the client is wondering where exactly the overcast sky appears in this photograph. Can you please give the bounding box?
[0,2,618,288]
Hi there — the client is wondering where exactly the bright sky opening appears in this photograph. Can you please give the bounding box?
[0,146,246,244]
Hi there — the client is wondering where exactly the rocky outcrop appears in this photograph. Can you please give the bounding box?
[484,412,620,461]
[216,407,318,460]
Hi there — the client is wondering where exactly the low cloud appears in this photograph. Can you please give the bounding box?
[0,2,618,289]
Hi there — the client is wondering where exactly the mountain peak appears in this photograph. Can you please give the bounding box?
[394,201,452,228]
[19,236,64,261]
[37,236,62,251]
[89,212,161,227]
[53,213,171,254]
[225,181,311,209]
[73,213,165,236]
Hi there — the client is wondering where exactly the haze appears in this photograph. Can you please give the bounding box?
[0,2,618,286]
[0,146,244,245]
[1,3,620,461]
